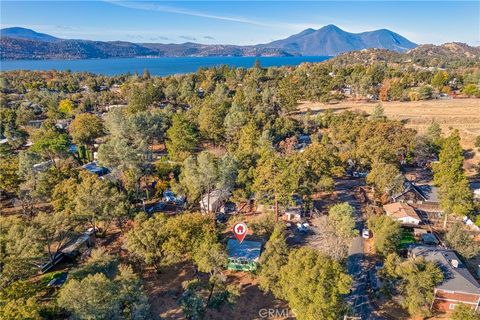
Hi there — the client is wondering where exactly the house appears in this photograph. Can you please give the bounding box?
[227,238,262,271]
[33,160,53,173]
[199,189,230,213]
[284,208,302,222]
[471,181,480,200]
[391,180,439,205]
[27,119,44,128]
[295,134,312,150]
[61,229,95,258]
[383,202,422,225]
[82,161,109,177]
[410,246,480,313]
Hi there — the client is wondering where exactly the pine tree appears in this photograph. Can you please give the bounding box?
[258,223,289,297]
[433,131,474,228]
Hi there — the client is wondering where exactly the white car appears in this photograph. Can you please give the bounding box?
[362,228,371,239]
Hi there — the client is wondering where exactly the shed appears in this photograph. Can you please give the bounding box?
[227,239,262,271]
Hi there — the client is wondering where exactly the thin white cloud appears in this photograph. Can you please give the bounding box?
[104,0,274,27]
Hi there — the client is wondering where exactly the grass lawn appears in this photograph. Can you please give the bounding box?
[398,228,416,249]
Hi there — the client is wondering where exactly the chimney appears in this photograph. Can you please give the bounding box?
[451,259,459,268]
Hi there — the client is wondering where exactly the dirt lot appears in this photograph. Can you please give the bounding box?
[141,263,291,320]
[299,98,480,175]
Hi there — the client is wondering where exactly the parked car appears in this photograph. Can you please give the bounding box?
[297,222,310,233]
[362,228,371,239]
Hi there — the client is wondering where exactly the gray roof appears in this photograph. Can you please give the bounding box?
[410,245,480,295]
[417,184,439,203]
[392,180,439,203]
[227,239,262,262]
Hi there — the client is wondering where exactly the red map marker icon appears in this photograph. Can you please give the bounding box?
[233,222,248,243]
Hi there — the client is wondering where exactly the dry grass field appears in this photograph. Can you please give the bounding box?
[299,98,480,175]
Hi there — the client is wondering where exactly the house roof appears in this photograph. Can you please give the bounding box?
[411,245,480,295]
[227,239,262,262]
[200,189,230,205]
[391,180,439,203]
[82,161,109,177]
[383,202,422,222]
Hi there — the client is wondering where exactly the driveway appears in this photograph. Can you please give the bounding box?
[336,179,382,320]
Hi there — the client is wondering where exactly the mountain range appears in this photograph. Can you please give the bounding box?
[1,25,418,60]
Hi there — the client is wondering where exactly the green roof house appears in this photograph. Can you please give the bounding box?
[227,239,262,272]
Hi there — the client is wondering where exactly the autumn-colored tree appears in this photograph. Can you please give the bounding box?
[69,113,104,147]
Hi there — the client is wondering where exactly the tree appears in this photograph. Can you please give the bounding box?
[276,75,300,114]
[252,150,298,219]
[258,223,289,297]
[33,211,79,265]
[58,99,74,116]
[279,247,351,320]
[178,280,206,319]
[0,216,43,287]
[0,154,20,194]
[328,203,358,239]
[475,135,480,149]
[58,252,150,319]
[418,85,433,100]
[115,265,151,319]
[70,248,119,280]
[0,297,42,320]
[445,222,480,259]
[198,98,228,145]
[371,104,385,120]
[366,162,403,196]
[142,69,150,80]
[166,114,198,162]
[69,113,104,147]
[30,129,69,169]
[58,273,120,319]
[74,171,129,234]
[383,254,443,318]
[125,213,167,271]
[431,70,449,91]
[367,215,401,255]
[126,212,217,271]
[450,303,480,320]
[462,84,480,97]
[433,131,474,228]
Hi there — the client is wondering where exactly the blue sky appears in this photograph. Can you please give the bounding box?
[1,1,479,45]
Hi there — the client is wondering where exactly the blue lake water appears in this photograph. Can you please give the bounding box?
[0,56,330,76]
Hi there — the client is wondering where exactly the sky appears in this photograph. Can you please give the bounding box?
[1,1,479,45]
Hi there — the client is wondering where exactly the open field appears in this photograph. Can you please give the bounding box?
[299,98,480,175]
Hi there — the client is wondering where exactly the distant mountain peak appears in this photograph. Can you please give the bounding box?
[0,27,59,42]
[264,25,417,56]
[320,24,343,31]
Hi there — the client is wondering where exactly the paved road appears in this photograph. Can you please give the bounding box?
[336,179,381,320]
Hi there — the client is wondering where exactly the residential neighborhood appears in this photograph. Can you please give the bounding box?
[1,5,480,319]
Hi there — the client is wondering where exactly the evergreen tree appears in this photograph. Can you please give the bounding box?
[258,223,289,297]
[433,131,474,228]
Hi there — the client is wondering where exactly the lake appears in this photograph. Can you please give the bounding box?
[0,56,330,76]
